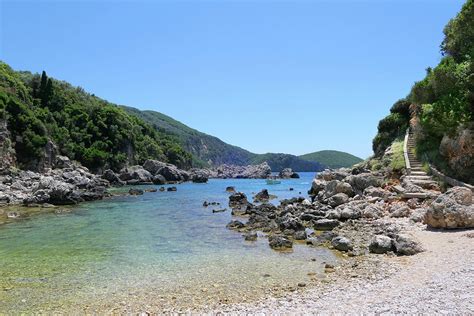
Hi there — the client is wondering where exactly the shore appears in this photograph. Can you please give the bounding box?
[214,225,474,314]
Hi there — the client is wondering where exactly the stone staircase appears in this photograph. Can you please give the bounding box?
[403,130,438,190]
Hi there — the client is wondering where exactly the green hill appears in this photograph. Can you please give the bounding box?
[121,106,325,171]
[299,150,363,169]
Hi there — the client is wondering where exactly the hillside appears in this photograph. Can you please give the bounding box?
[121,106,254,167]
[0,62,192,172]
[372,0,473,184]
[300,150,363,169]
[122,106,325,171]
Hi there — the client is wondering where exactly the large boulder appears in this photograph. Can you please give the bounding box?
[102,169,124,186]
[143,159,169,175]
[325,180,354,197]
[439,128,474,184]
[424,187,474,229]
[313,219,340,231]
[215,162,272,179]
[33,176,82,205]
[369,235,394,254]
[393,234,424,256]
[279,168,300,179]
[346,173,382,194]
[119,165,153,184]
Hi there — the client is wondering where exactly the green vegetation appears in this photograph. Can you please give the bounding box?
[122,106,325,171]
[372,0,473,182]
[121,106,254,167]
[389,140,405,171]
[372,99,411,156]
[299,150,363,169]
[250,153,324,172]
[0,62,192,171]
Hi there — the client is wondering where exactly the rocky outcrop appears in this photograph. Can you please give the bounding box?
[279,168,300,179]
[424,187,474,228]
[0,161,108,206]
[439,127,474,184]
[224,166,437,255]
[119,165,153,184]
[0,119,15,174]
[215,162,271,179]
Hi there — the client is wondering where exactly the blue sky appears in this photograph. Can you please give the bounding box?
[0,0,465,159]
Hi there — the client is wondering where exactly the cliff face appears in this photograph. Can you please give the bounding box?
[439,126,474,184]
[0,119,15,174]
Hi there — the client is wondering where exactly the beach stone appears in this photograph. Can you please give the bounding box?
[394,234,424,256]
[364,186,393,199]
[424,187,474,229]
[167,186,177,192]
[313,219,340,231]
[328,193,349,207]
[325,180,354,197]
[410,208,427,223]
[294,230,307,240]
[369,235,394,254]
[331,236,353,252]
[390,203,411,218]
[268,235,293,250]
[310,179,327,196]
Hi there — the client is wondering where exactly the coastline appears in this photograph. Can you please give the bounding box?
[215,227,474,314]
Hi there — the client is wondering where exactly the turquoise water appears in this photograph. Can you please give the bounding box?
[0,172,337,312]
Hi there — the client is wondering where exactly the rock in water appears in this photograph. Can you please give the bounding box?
[279,168,300,179]
[424,187,474,229]
[254,189,270,202]
[268,235,293,250]
[226,220,245,230]
[167,186,177,192]
[226,186,236,193]
[129,188,144,195]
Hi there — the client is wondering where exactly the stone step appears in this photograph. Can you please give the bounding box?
[410,171,427,176]
[405,176,432,181]
[401,192,430,199]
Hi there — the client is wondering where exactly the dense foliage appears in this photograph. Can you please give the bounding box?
[0,62,192,171]
[373,0,473,182]
[299,150,363,169]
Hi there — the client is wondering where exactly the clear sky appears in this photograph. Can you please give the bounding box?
[0,0,465,159]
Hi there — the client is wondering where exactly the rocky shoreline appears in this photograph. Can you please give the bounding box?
[224,160,473,257]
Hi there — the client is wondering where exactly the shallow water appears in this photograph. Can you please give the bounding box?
[0,172,337,312]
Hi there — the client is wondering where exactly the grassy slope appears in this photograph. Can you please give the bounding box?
[299,150,363,169]
[122,106,326,171]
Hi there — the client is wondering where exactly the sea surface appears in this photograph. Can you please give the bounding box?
[0,172,337,312]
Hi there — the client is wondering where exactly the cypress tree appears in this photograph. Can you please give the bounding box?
[42,78,53,107]
[39,71,47,98]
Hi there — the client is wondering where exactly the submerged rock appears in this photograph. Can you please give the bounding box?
[268,235,293,250]
[226,220,245,230]
[129,188,144,195]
